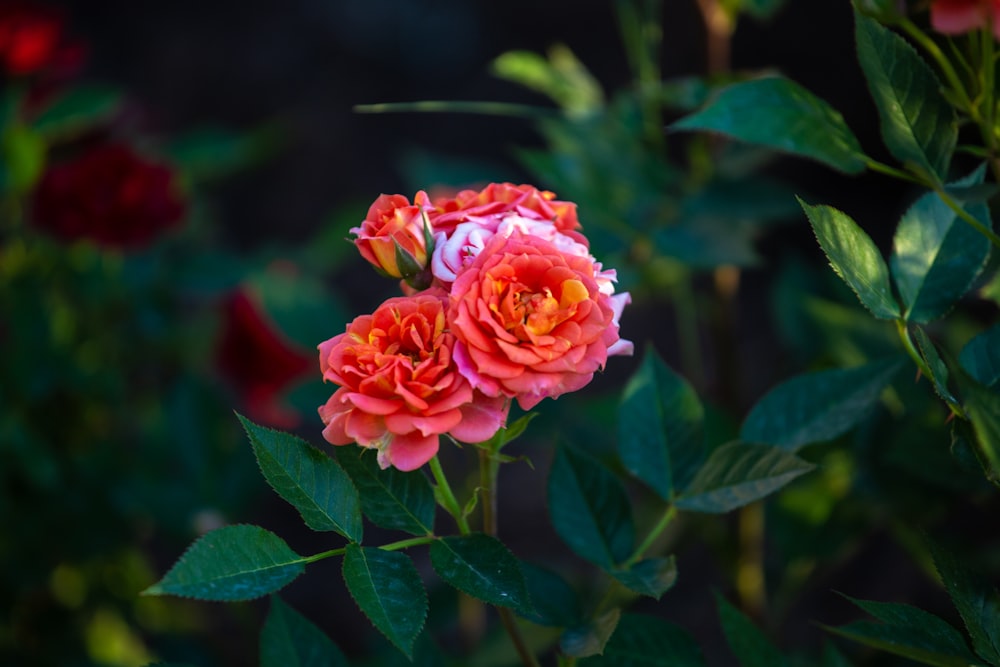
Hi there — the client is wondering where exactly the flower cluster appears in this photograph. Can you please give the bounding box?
[318,183,633,470]
[931,0,1000,38]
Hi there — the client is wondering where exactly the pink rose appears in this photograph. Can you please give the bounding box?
[431,215,598,289]
[351,194,430,281]
[425,182,582,236]
[318,289,508,471]
[930,0,1000,38]
[448,230,633,411]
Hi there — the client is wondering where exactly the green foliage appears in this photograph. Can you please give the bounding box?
[824,595,980,666]
[30,85,122,141]
[560,609,621,659]
[716,593,787,667]
[518,563,583,627]
[890,167,992,323]
[341,544,427,659]
[930,543,1000,664]
[547,445,635,569]
[854,11,956,182]
[739,358,903,451]
[260,596,349,667]
[674,442,815,513]
[580,614,705,666]
[334,446,436,536]
[143,525,305,601]
[611,556,678,600]
[960,324,1000,389]
[800,199,900,320]
[429,534,531,612]
[671,77,867,174]
[617,346,704,499]
[240,414,363,541]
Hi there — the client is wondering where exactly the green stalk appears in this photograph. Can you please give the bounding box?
[303,536,436,564]
[623,504,677,568]
[353,101,558,119]
[934,184,1000,249]
[429,455,471,535]
[478,447,541,667]
[899,18,975,113]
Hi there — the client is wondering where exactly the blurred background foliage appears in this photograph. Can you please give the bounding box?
[1,0,998,665]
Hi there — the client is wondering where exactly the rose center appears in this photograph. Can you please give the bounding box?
[497,278,589,338]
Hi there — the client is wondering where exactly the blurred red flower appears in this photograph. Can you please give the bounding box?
[32,143,185,249]
[215,288,312,428]
[930,0,1000,38]
[0,2,84,77]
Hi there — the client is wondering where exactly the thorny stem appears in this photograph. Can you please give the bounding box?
[429,455,471,535]
[478,448,541,667]
[894,320,965,419]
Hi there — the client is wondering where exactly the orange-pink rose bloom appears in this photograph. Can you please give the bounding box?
[318,289,508,471]
[449,230,632,411]
[425,182,581,237]
[351,194,429,279]
[931,0,1000,38]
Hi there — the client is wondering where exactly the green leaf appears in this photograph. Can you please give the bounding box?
[914,328,958,405]
[740,358,903,450]
[581,614,705,666]
[824,594,980,667]
[334,446,434,536]
[548,446,634,569]
[618,347,704,500]
[260,596,348,667]
[143,525,305,601]
[612,556,678,599]
[800,199,900,319]
[959,324,1000,390]
[824,623,977,666]
[930,542,1000,664]
[671,77,866,174]
[492,44,604,115]
[561,609,621,658]
[855,11,956,182]
[956,373,1000,482]
[518,562,582,627]
[31,85,122,140]
[821,641,855,667]
[342,544,427,659]
[717,593,787,667]
[890,167,991,323]
[167,124,282,182]
[675,442,815,513]
[429,534,531,612]
[238,415,362,541]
